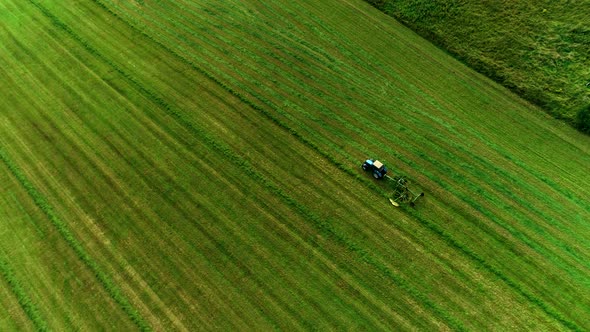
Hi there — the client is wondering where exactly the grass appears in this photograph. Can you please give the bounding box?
[0,0,589,330]
[364,0,590,126]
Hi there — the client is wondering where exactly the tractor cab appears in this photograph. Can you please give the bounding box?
[362,159,388,179]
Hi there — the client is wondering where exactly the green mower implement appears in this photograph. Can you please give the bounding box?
[385,175,424,207]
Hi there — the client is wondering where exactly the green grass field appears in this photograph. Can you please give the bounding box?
[1,0,589,330]
[364,0,590,126]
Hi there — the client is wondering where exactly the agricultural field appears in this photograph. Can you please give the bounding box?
[1,0,589,330]
[364,0,590,126]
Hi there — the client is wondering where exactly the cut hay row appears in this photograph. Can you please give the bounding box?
[0,146,149,331]
[0,256,46,331]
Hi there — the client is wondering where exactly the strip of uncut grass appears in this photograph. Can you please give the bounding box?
[306,0,586,215]
[286,0,590,217]
[0,257,46,331]
[0,146,150,331]
[93,2,590,328]
[270,1,590,227]
[268,0,590,198]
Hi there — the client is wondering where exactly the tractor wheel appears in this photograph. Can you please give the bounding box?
[362,163,368,171]
[373,172,381,179]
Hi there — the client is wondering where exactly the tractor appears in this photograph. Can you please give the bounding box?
[361,159,388,179]
[361,158,424,207]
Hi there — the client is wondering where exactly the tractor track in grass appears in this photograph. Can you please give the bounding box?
[285,0,590,220]
[79,1,586,329]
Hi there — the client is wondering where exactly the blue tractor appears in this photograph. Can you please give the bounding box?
[362,159,388,179]
[361,158,425,206]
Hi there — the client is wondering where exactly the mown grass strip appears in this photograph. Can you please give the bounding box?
[403,208,583,332]
[0,257,47,331]
[0,147,150,332]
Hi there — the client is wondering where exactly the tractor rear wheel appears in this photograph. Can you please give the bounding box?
[373,172,380,179]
